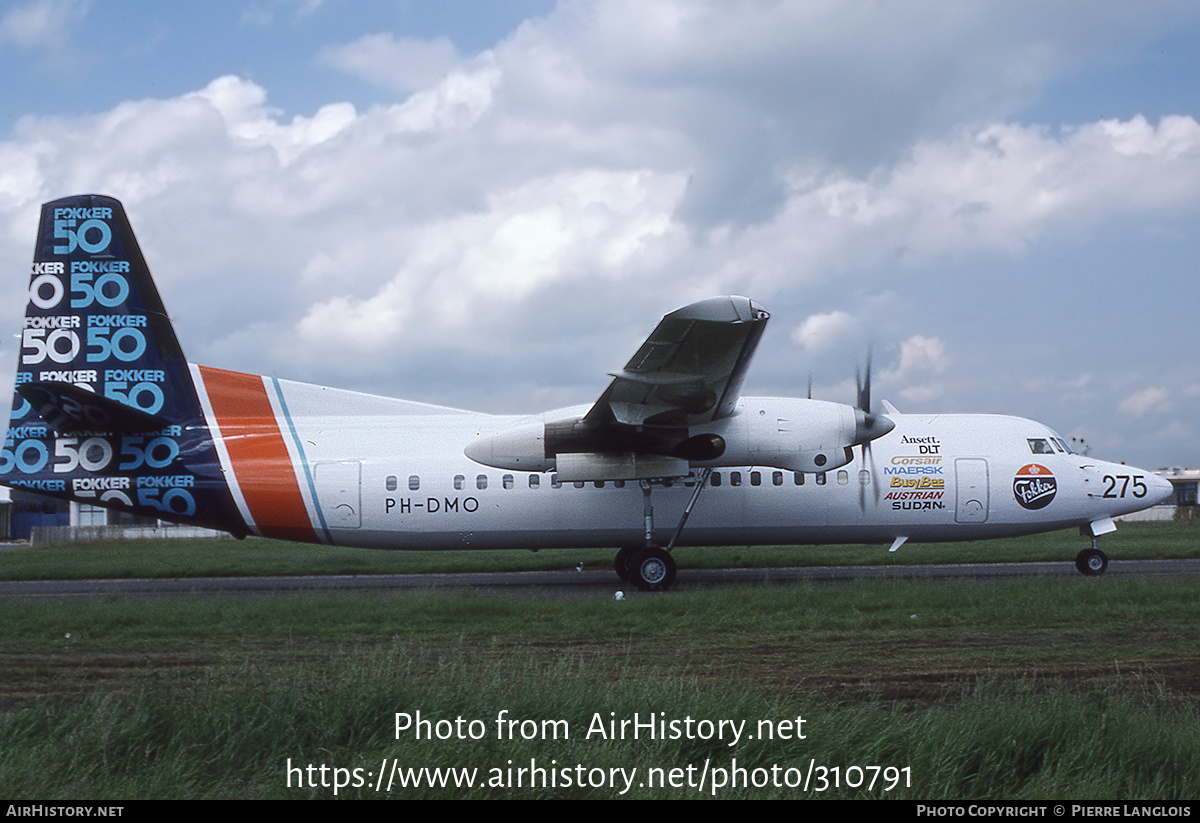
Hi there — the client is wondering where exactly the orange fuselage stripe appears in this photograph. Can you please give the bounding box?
[198,365,317,542]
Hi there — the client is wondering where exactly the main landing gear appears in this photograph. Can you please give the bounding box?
[613,471,712,591]
[1074,537,1108,576]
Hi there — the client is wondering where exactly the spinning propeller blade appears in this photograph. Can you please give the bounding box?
[854,348,892,510]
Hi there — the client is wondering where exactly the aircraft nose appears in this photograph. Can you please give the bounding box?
[1148,472,1175,506]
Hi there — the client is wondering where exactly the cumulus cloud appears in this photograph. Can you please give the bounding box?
[885,335,949,406]
[762,115,1200,271]
[790,310,858,352]
[189,76,358,166]
[241,0,325,27]
[296,168,688,349]
[1119,387,1170,418]
[322,33,463,94]
[894,335,949,376]
[0,0,86,55]
[496,0,1200,225]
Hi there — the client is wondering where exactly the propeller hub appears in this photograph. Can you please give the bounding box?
[853,408,895,445]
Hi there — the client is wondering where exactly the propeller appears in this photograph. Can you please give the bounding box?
[853,348,894,510]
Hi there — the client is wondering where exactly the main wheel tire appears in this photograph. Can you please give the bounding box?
[614,546,638,581]
[630,546,676,591]
[1075,548,1108,576]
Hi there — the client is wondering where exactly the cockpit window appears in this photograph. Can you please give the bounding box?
[1027,438,1055,455]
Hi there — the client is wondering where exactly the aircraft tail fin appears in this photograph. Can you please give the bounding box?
[3,195,247,535]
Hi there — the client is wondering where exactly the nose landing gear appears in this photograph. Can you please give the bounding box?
[1075,535,1109,576]
[1075,548,1108,575]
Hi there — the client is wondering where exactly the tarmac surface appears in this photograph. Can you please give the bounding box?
[1,558,1197,600]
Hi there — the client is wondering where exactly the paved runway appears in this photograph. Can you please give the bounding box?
[1,558,1197,600]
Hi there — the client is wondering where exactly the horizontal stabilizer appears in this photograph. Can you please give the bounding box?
[17,381,169,434]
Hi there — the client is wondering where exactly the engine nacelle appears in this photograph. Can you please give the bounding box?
[464,397,886,479]
[463,415,713,479]
[463,419,553,473]
[702,397,858,473]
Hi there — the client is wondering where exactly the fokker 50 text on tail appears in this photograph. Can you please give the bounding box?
[3,195,1172,589]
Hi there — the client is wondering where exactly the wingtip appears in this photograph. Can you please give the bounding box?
[667,295,768,323]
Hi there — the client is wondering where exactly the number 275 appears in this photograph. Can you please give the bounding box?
[1102,475,1147,498]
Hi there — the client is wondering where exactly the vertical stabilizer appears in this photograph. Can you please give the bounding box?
[2,195,247,534]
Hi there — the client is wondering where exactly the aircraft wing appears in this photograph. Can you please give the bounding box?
[584,296,769,427]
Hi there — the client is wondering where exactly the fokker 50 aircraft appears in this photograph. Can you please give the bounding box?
[2,195,1173,589]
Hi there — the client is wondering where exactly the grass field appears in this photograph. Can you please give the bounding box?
[0,521,1198,799]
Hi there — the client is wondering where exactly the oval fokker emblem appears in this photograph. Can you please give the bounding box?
[1013,463,1056,510]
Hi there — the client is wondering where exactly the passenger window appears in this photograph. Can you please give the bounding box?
[551,474,562,489]
[837,470,849,485]
[750,471,762,486]
[773,471,783,486]
[816,473,826,486]
[503,474,514,489]
[794,471,804,486]
[476,474,488,490]
[454,475,465,491]
[386,476,397,492]
[730,472,742,487]
[529,475,540,489]
[711,472,722,487]
[408,475,420,491]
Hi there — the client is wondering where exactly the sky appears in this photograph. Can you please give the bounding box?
[2,0,1199,472]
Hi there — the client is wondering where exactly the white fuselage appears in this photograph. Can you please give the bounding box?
[254,379,1170,552]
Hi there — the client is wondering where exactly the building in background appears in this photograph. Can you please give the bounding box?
[1159,467,1199,508]
[1,487,219,543]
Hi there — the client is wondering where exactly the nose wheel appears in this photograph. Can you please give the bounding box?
[1075,546,1108,576]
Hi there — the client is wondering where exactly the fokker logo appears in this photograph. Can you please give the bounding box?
[1013,464,1056,510]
